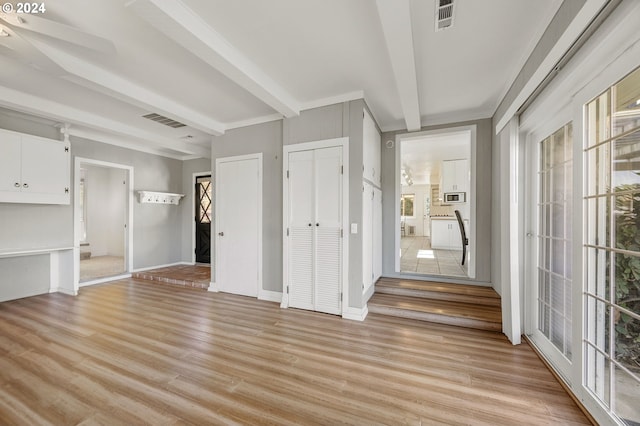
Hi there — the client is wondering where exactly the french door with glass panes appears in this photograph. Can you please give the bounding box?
[527,123,574,380]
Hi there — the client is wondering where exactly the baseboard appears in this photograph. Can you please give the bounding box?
[363,283,375,302]
[80,273,132,287]
[132,262,190,273]
[259,289,282,303]
[208,282,218,292]
[342,305,368,321]
[57,287,78,296]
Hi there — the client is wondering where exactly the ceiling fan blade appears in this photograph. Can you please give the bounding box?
[0,13,115,54]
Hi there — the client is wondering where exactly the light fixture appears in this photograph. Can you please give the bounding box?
[0,28,9,37]
[636,99,640,106]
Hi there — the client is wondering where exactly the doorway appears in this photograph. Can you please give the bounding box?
[193,174,212,264]
[396,126,476,279]
[214,154,262,297]
[74,158,133,289]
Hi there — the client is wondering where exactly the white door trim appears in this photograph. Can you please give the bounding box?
[281,137,350,315]
[213,153,262,296]
[192,171,212,265]
[73,157,133,293]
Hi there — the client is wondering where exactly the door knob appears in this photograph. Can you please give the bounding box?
[218,232,224,236]
[308,223,312,227]
[14,182,20,188]
[316,223,319,226]
[23,183,29,188]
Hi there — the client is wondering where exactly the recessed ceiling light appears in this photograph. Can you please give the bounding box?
[636,99,640,106]
[0,28,9,37]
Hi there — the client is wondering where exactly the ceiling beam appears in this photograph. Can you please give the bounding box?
[22,35,225,136]
[127,0,300,118]
[0,85,211,158]
[375,0,421,131]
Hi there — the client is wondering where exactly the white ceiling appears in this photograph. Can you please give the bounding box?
[0,0,563,159]
[401,131,470,186]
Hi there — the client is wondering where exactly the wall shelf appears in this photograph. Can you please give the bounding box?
[137,191,184,205]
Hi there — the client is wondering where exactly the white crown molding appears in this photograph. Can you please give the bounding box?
[299,90,364,111]
[379,107,493,133]
[225,113,283,131]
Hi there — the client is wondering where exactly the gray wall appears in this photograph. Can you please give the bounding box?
[181,158,211,262]
[380,118,493,284]
[210,120,283,293]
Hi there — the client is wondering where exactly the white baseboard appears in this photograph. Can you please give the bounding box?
[259,289,282,303]
[208,282,218,292]
[342,305,368,321]
[57,288,78,296]
[80,273,132,287]
[132,261,190,273]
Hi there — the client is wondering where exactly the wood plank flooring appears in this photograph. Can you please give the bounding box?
[0,278,590,425]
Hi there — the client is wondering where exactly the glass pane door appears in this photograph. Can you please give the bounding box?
[585,66,640,425]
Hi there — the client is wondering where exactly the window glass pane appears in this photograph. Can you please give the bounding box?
[587,248,610,300]
[614,365,640,424]
[614,193,640,252]
[586,196,610,247]
[612,67,640,137]
[587,91,611,146]
[551,239,564,275]
[613,307,640,376]
[586,343,611,406]
[612,130,640,191]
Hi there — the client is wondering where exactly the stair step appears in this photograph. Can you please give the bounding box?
[375,277,500,307]
[368,293,502,332]
[132,265,210,290]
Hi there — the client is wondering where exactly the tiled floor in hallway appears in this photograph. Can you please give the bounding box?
[400,236,468,277]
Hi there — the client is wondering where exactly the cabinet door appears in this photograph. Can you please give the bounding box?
[456,159,469,193]
[0,131,22,193]
[363,109,380,185]
[441,160,456,193]
[373,187,382,281]
[21,136,69,201]
[431,221,449,248]
[362,182,373,292]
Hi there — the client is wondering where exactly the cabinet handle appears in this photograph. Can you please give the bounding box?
[23,183,29,188]
[14,182,20,188]
[316,223,319,227]
[218,232,224,236]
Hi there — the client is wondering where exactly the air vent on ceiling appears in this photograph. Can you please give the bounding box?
[142,113,186,129]
[435,0,454,32]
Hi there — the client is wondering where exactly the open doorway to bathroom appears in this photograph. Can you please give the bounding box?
[75,158,133,285]
[397,127,475,279]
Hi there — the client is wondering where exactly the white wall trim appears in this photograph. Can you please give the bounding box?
[342,305,368,321]
[259,289,283,303]
[80,273,132,287]
[192,171,212,265]
[225,114,283,131]
[74,157,134,294]
[300,91,364,112]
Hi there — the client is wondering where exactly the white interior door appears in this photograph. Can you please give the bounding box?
[314,146,343,315]
[287,150,315,310]
[216,155,261,298]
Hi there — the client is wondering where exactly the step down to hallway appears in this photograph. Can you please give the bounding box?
[369,278,502,332]
[132,264,211,290]
[375,277,501,306]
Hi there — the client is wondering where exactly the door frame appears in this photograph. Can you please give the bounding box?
[212,153,262,296]
[394,125,477,279]
[281,137,350,315]
[73,157,133,291]
[191,171,212,264]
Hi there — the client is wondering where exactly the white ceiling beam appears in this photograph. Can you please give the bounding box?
[0,85,211,158]
[375,0,421,131]
[127,0,300,118]
[22,35,225,136]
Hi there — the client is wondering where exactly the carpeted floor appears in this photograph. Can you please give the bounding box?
[80,255,125,282]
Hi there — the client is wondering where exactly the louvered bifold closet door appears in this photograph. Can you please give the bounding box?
[313,146,343,315]
[362,181,374,293]
[373,186,382,281]
[287,150,315,311]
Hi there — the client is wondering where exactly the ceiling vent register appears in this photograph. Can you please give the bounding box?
[435,0,455,32]
[142,113,186,129]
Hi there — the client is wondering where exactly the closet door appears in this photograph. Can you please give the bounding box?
[314,146,343,315]
[373,186,382,282]
[362,181,373,293]
[287,150,315,311]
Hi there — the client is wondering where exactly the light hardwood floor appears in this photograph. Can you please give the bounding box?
[0,278,590,425]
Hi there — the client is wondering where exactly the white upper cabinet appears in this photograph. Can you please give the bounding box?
[0,129,70,205]
[363,108,381,187]
[441,159,469,193]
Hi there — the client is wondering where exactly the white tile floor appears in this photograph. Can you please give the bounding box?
[400,236,468,278]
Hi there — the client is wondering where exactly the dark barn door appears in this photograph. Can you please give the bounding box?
[195,175,212,264]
